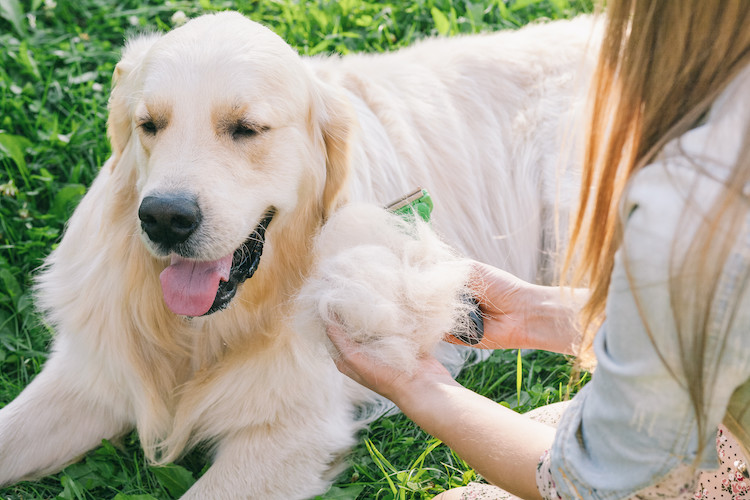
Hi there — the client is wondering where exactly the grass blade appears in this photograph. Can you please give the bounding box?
[0,0,27,37]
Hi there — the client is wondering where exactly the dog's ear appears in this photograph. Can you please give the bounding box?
[107,34,161,159]
[316,83,355,220]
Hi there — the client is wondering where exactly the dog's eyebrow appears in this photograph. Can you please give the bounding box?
[213,103,268,134]
[210,100,245,118]
[136,102,171,128]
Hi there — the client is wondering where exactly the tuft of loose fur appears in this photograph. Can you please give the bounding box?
[296,203,474,375]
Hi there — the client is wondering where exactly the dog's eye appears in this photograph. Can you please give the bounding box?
[231,122,259,140]
[140,121,158,135]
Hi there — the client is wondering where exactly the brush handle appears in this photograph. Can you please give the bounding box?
[453,294,485,346]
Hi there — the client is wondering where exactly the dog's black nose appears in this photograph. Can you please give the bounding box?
[138,194,201,248]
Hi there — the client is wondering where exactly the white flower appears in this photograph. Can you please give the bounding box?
[44,0,57,10]
[92,82,103,92]
[171,10,187,26]
[128,15,140,26]
[0,180,18,197]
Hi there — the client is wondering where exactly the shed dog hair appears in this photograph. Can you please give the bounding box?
[0,12,597,499]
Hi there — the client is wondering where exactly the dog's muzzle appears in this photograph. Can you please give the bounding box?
[138,194,275,316]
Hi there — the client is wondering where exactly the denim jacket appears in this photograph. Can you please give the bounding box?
[550,63,750,499]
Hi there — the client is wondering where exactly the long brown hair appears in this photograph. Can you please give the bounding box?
[565,0,750,441]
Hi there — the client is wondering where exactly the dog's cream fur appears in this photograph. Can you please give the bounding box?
[0,12,597,499]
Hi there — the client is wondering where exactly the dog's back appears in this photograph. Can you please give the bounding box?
[310,16,599,283]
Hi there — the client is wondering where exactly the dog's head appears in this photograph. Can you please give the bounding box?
[107,12,353,317]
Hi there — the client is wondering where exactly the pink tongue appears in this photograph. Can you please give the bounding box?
[159,254,234,316]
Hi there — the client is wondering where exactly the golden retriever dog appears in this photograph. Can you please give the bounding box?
[0,11,597,499]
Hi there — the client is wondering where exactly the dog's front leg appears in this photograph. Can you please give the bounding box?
[181,420,355,500]
[0,349,132,485]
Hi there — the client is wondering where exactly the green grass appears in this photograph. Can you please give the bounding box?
[0,0,592,498]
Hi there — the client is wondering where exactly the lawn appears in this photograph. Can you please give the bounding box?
[0,0,591,498]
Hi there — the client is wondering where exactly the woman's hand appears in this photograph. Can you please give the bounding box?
[448,261,586,355]
[453,261,532,350]
[326,321,458,404]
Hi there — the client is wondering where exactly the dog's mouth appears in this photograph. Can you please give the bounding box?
[159,210,275,317]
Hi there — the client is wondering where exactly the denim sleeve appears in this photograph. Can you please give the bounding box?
[549,160,750,499]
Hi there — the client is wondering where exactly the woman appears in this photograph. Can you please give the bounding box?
[326,0,750,498]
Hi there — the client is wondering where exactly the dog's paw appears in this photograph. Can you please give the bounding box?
[295,203,473,374]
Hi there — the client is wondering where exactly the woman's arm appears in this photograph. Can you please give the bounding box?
[325,261,585,497]
[327,323,555,499]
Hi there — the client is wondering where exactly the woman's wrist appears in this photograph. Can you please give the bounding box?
[521,284,587,355]
[382,357,462,409]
